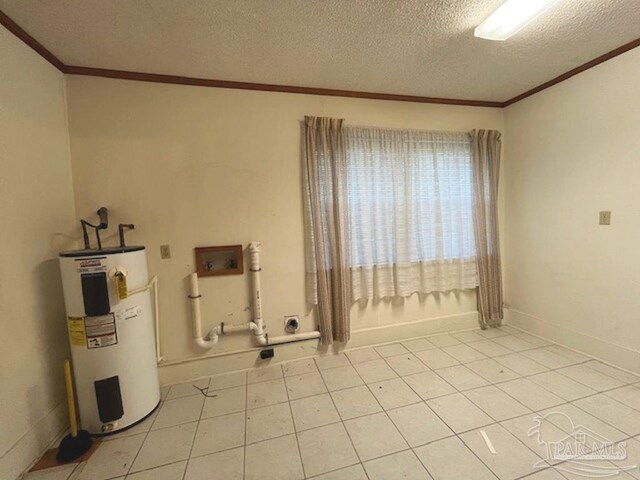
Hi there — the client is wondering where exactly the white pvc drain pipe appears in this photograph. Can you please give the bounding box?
[189,241,320,350]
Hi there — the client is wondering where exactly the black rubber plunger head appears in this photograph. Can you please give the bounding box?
[56,429,92,462]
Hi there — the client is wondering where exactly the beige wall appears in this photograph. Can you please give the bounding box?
[504,47,640,371]
[0,26,77,478]
[65,76,504,373]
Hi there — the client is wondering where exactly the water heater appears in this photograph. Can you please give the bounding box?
[59,237,160,435]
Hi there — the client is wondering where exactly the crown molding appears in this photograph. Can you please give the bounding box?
[62,65,503,107]
[0,10,65,71]
[2,8,640,108]
[503,36,640,106]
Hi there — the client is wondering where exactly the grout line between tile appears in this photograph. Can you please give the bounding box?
[121,397,165,478]
[317,354,370,477]
[281,366,306,479]
[177,376,210,480]
[242,372,248,480]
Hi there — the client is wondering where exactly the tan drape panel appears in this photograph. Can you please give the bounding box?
[471,129,503,328]
[303,116,351,344]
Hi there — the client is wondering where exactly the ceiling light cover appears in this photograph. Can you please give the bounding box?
[475,0,560,41]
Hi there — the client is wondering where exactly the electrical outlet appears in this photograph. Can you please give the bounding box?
[284,315,300,333]
[599,211,611,225]
[160,244,172,259]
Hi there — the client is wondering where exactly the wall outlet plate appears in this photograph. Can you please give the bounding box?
[599,211,611,225]
[160,244,171,259]
[260,348,275,359]
[284,315,300,333]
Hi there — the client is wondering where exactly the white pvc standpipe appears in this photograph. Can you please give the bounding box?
[248,242,320,346]
[248,242,265,337]
[189,273,219,349]
[189,273,202,338]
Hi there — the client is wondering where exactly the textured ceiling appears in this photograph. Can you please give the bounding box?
[1,0,639,102]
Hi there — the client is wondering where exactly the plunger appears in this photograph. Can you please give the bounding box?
[56,359,92,462]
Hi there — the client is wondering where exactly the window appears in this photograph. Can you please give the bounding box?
[344,126,478,299]
[304,117,502,331]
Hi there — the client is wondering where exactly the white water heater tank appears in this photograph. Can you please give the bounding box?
[59,246,160,435]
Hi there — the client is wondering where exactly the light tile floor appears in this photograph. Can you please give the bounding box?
[24,326,640,480]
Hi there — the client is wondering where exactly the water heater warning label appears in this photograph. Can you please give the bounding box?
[67,317,86,346]
[85,313,118,349]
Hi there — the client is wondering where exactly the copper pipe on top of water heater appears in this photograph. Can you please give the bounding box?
[79,207,109,249]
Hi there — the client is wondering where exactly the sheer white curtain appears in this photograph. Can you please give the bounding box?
[345,126,478,300]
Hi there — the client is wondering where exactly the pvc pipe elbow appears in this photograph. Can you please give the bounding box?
[194,327,219,349]
[249,321,266,335]
[194,336,218,349]
[248,322,267,345]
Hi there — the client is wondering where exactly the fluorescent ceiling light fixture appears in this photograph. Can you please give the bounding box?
[475,0,560,41]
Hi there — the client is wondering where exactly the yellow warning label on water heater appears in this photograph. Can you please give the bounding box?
[67,317,86,346]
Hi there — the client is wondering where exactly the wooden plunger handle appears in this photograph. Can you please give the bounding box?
[63,359,78,438]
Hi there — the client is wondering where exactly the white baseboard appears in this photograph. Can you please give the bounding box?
[349,311,479,348]
[506,307,640,374]
[1,400,68,480]
[158,311,480,385]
